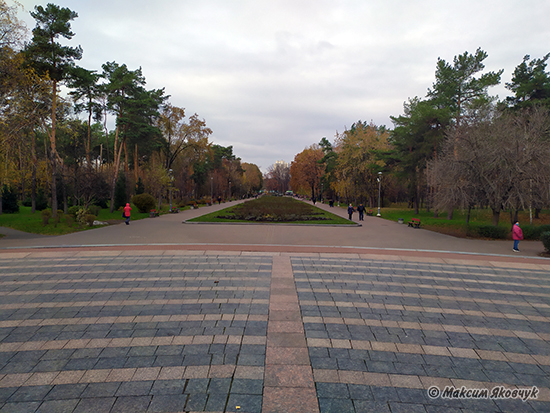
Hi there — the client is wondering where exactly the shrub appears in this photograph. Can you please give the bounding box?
[538,225,550,239]
[1,185,19,213]
[65,215,74,227]
[76,209,88,227]
[131,193,156,213]
[88,205,101,216]
[541,231,550,252]
[518,224,550,240]
[521,224,538,240]
[41,209,52,226]
[475,225,508,239]
[84,214,96,226]
[68,206,80,217]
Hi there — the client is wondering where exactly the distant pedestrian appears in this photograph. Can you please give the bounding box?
[512,221,523,252]
[347,204,354,220]
[218,196,222,204]
[123,203,132,225]
[329,199,334,207]
[357,204,366,221]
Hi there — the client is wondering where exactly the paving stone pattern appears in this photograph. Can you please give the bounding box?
[293,257,550,412]
[1,251,550,412]
[0,253,271,413]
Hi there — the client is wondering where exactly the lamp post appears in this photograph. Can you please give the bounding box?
[210,177,213,206]
[229,181,231,201]
[168,169,173,212]
[377,172,382,217]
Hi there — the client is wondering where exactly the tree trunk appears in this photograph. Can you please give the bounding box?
[134,144,138,185]
[87,107,91,167]
[535,208,541,219]
[466,206,471,224]
[19,144,25,203]
[31,133,37,213]
[61,164,68,214]
[109,121,123,213]
[510,209,519,225]
[50,80,58,218]
[491,208,500,226]
[31,166,36,214]
[447,207,453,220]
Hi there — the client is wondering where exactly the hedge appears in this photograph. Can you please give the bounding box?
[541,231,550,252]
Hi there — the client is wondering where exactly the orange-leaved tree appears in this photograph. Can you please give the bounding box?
[290,145,324,199]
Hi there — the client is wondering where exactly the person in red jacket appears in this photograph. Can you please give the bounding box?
[123,203,132,225]
[512,221,523,252]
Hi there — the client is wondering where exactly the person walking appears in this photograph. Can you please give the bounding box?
[512,221,523,252]
[357,204,366,221]
[347,204,354,221]
[123,203,132,225]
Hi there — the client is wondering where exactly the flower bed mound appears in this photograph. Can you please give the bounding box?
[217,196,328,222]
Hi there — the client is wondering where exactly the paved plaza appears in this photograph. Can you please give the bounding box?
[0,203,549,412]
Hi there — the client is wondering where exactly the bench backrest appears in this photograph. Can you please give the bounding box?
[412,218,420,222]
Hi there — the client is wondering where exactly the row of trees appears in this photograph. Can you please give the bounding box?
[0,2,263,217]
[289,48,550,225]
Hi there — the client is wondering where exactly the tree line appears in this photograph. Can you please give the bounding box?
[287,48,550,225]
[0,2,263,217]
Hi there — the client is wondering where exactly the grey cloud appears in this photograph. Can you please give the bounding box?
[17,0,550,170]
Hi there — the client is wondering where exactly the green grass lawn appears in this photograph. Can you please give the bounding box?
[0,205,151,236]
[369,205,550,239]
[190,196,354,225]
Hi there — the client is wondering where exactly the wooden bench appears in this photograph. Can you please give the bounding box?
[366,210,373,216]
[408,218,421,228]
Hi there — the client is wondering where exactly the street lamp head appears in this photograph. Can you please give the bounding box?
[378,171,382,176]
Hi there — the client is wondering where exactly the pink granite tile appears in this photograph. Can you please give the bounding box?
[264,365,314,388]
[265,347,310,365]
[262,387,319,413]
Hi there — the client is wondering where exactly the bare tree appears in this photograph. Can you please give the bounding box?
[265,162,290,193]
[431,107,550,226]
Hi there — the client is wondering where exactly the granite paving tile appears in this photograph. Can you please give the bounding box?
[2,252,550,411]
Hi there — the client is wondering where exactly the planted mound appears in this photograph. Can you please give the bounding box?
[217,196,329,222]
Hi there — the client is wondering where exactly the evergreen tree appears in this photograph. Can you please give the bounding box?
[135,177,145,195]
[25,3,82,219]
[505,54,550,110]
[114,172,127,210]
[1,185,19,213]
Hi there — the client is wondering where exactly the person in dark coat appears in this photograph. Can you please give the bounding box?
[357,204,366,221]
[347,204,354,220]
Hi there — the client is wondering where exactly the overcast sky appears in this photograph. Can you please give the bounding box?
[15,0,550,171]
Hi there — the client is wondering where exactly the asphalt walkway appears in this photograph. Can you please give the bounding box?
[0,200,546,260]
[0,201,549,412]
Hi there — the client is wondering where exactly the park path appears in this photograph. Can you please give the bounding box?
[0,198,546,261]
